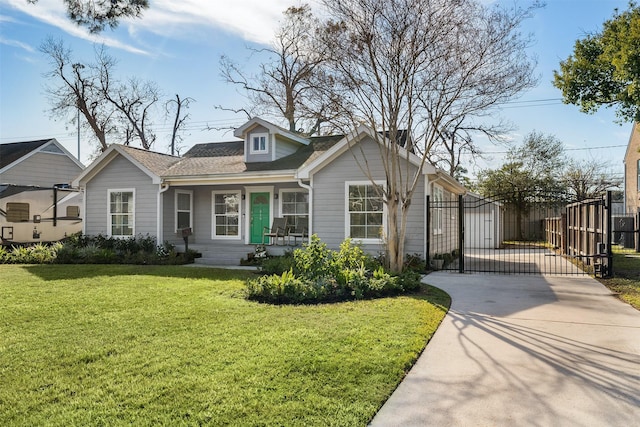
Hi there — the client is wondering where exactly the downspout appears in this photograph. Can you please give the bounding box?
[81,186,87,236]
[298,179,313,235]
[157,182,170,243]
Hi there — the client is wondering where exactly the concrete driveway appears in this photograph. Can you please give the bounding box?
[370,272,640,426]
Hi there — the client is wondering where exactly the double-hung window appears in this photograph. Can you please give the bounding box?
[346,182,385,242]
[251,133,268,154]
[212,191,241,239]
[281,191,308,229]
[108,189,134,237]
[175,190,193,232]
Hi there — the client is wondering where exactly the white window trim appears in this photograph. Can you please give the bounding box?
[432,185,444,235]
[107,188,135,238]
[211,190,242,240]
[249,132,269,155]
[344,180,386,244]
[174,189,193,233]
[279,189,309,221]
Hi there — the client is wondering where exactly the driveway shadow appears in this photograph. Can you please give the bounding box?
[371,272,640,426]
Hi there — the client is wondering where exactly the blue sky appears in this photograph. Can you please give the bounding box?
[0,0,633,182]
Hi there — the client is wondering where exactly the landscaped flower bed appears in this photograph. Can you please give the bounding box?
[246,235,423,304]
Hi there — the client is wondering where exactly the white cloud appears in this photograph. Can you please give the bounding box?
[1,0,306,54]
[0,36,35,52]
[127,0,296,44]
[2,0,150,54]
[0,13,17,23]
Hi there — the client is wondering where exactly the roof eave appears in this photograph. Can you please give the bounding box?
[73,145,162,187]
[162,170,298,186]
[233,117,309,145]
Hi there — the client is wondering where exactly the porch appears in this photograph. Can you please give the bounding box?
[188,239,303,266]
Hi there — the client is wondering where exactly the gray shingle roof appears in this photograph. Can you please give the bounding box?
[118,145,182,176]
[163,135,343,177]
[0,139,51,169]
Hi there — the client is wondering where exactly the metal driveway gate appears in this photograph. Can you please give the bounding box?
[426,192,612,276]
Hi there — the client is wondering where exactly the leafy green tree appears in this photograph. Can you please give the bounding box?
[476,132,566,239]
[554,3,640,122]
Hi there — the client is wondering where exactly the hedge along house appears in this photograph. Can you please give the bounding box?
[73,118,465,265]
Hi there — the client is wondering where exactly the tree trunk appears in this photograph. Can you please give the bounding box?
[386,197,404,273]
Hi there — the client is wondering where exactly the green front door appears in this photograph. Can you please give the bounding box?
[250,192,270,244]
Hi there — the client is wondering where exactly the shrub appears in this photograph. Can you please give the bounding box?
[292,235,332,279]
[1,235,187,265]
[404,253,426,272]
[259,253,294,275]
[245,235,424,304]
[0,246,9,263]
[245,269,310,304]
[0,243,59,264]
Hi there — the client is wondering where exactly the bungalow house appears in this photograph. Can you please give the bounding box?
[0,138,85,244]
[73,118,465,265]
[624,123,640,214]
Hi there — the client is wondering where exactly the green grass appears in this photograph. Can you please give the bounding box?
[0,264,450,426]
[599,249,640,310]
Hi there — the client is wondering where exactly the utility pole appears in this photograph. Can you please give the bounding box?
[72,63,85,161]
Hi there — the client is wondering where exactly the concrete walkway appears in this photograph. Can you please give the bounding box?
[370,272,640,426]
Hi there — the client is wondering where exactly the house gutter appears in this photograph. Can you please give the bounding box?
[157,182,170,242]
[297,179,313,235]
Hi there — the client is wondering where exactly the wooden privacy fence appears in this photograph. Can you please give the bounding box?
[544,198,608,268]
[544,215,566,253]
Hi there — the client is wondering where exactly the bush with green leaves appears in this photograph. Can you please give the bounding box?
[0,242,60,264]
[0,233,190,265]
[246,235,423,304]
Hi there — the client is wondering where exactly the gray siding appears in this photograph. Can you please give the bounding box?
[162,183,307,263]
[245,125,272,163]
[85,155,158,237]
[275,138,299,159]
[312,136,426,256]
[1,152,82,187]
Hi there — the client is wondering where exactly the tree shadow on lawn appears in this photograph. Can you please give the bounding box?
[410,284,451,312]
[21,264,255,282]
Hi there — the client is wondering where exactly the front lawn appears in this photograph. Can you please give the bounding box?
[0,264,449,426]
[599,250,640,310]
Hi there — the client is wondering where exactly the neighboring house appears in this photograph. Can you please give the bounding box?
[0,139,85,244]
[73,118,465,264]
[624,123,640,214]
[0,139,83,187]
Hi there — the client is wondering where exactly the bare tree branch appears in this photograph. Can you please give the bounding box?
[317,0,540,271]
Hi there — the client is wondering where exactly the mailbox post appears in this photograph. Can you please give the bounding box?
[181,227,192,253]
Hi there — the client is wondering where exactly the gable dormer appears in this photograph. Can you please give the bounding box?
[234,118,309,163]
